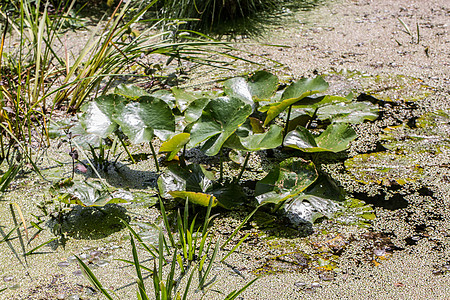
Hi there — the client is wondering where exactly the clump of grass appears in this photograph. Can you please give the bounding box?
[77,197,258,299]
[160,0,281,37]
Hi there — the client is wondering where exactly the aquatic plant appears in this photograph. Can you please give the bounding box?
[159,0,280,37]
[77,197,257,299]
[62,71,378,223]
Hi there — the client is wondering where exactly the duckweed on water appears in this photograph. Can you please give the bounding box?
[344,152,424,186]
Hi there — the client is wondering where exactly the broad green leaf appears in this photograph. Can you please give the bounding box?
[57,181,128,207]
[79,94,122,138]
[184,98,211,123]
[317,101,379,124]
[169,191,218,207]
[223,77,253,106]
[158,164,214,199]
[284,124,356,153]
[224,71,279,105]
[284,176,345,224]
[264,76,329,126]
[248,71,279,100]
[224,123,283,151]
[314,123,357,152]
[212,183,246,209]
[172,87,198,112]
[285,195,342,224]
[188,97,252,156]
[249,117,265,133]
[114,84,150,100]
[159,133,190,160]
[60,121,102,149]
[151,90,176,109]
[291,95,350,110]
[113,96,175,143]
[158,164,244,208]
[255,158,318,205]
[235,124,283,151]
[283,126,317,150]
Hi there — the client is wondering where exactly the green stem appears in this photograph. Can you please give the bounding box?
[305,107,319,129]
[283,104,293,141]
[235,152,250,184]
[149,141,160,173]
[118,135,135,164]
[219,149,224,183]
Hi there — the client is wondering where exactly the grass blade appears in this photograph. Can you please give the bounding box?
[75,255,114,300]
[198,241,219,289]
[10,202,29,242]
[224,277,259,300]
[131,235,148,300]
[115,258,153,273]
[0,164,21,192]
[182,262,198,300]
[121,219,158,259]
[397,17,412,36]
[221,205,260,249]
[221,232,250,263]
[23,237,58,256]
[0,224,21,242]
[159,196,176,248]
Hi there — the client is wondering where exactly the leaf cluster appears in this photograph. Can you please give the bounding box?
[62,71,378,222]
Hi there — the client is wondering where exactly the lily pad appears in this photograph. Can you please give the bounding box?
[113,96,175,143]
[263,76,329,126]
[334,198,375,227]
[381,111,450,153]
[225,123,283,151]
[255,157,318,205]
[316,101,379,124]
[283,176,344,225]
[344,152,424,186]
[248,71,279,100]
[172,87,198,112]
[188,97,252,156]
[114,84,150,100]
[223,70,278,106]
[159,133,190,160]
[211,183,246,209]
[79,95,122,138]
[158,164,214,199]
[151,90,177,109]
[55,181,128,207]
[285,195,342,224]
[284,123,356,153]
[184,97,211,123]
[158,164,245,208]
[169,191,218,207]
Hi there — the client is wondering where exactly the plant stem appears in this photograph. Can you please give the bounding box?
[235,151,250,184]
[305,107,319,129]
[219,149,224,183]
[283,104,293,140]
[149,141,160,173]
[118,135,135,164]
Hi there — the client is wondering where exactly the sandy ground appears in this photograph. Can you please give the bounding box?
[1,0,449,299]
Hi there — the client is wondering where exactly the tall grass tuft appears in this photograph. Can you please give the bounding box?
[160,0,280,37]
[77,197,258,299]
[0,0,258,166]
